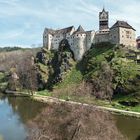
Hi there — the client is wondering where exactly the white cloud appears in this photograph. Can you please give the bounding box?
[0,30,24,40]
[0,0,140,47]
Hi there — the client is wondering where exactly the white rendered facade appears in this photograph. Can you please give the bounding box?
[43,8,136,60]
[43,26,95,60]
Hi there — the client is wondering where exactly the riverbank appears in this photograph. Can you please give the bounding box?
[32,94,140,118]
[1,89,140,118]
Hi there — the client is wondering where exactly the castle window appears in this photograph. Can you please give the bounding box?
[126,31,130,34]
[126,35,129,38]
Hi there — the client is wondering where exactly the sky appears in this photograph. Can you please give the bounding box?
[0,0,140,47]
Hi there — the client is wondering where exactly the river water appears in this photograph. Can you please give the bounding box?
[0,95,139,140]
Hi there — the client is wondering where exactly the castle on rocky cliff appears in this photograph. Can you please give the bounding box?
[43,8,136,60]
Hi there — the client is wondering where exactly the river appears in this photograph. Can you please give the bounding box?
[0,95,139,140]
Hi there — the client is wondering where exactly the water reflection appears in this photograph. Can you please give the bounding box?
[0,95,139,140]
[115,115,140,140]
[27,103,125,140]
[6,96,46,123]
[0,97,27,140]
[0,95,47,140]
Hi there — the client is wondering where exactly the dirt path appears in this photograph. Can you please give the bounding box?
[33,95,140,118]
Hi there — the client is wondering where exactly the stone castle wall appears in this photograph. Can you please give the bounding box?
[43,28,95,60]
[43,8,136,60]
[95,27,136,47]
[109,28,119,44]
[86,31,95,51]
[119,27,136,47]
[43,27,136,60]
[74,33,86,60]
[95,32,110,44]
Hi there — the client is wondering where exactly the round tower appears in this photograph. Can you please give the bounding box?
[72,25,86,60]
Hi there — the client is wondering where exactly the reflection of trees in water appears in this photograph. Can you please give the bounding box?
[27,103,126,140]
[136,136,140,140]
[6,97,47,123]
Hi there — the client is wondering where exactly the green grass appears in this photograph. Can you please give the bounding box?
[36,90,52,96]
[35,43,140,113]
[54,64,83,89]
[113,93,139,102]
[111,94,140,112]
[36,87,140,113]
[110,102,140,112]
[0,72,5,80]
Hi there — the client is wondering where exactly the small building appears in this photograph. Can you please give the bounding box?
[136,36,140,49]
[110,21,136,47]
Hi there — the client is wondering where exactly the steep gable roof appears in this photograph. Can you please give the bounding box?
[73,25,86,34]
[76,25,85,32]
[44,28,55,35]
[99,8,108,17]
[110,21,136,31]
[44,26,74,35]
[55,26,74,34]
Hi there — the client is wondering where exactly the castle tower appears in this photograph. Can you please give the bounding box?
[99,8,109,31]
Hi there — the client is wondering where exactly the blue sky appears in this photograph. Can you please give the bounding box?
[0,0,140,47]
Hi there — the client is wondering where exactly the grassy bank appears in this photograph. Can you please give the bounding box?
[36,43,140,113]
[36,88,140,113]
[34,91,140,119]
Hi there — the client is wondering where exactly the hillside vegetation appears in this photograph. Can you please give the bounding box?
[83,43,140,98]
[0,43,140,111]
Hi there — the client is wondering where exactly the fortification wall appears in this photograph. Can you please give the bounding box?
[95,32,110,44]
[47,34,53,50]
[109,28,119,45]
[72,33,86,60]
[86,31,95,51]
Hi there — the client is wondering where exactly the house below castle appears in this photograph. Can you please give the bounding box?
[43,8,136,60]
[136,36,140,49]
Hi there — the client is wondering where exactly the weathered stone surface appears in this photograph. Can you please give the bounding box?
[34,39,75,89]
[51,40,74,84]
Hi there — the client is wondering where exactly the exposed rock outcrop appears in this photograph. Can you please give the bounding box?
[35,39,75,89]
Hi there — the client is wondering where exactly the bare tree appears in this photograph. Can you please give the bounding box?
[16,54,38,95]
[26,103,125,140]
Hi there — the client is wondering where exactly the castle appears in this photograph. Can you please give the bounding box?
[43,8,136,60]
